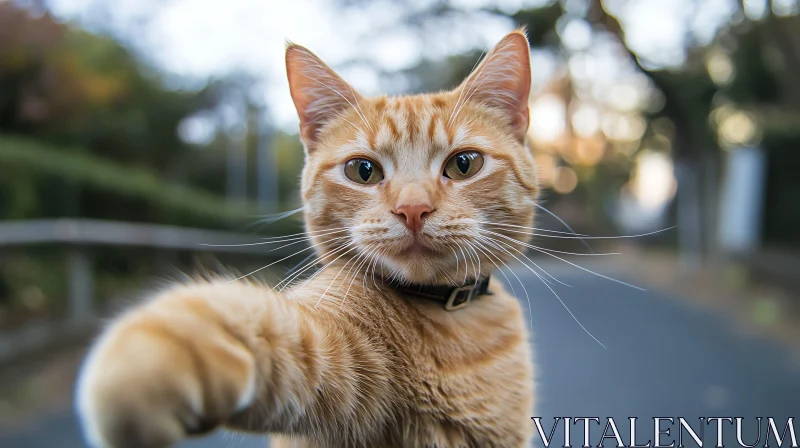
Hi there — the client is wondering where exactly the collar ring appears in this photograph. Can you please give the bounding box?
[444,285,474,311]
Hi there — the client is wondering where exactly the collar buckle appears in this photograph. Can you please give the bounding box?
[444,285,474,311]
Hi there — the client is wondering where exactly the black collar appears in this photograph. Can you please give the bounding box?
[384,276,492,311]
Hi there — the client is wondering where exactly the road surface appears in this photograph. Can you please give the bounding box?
[2,264,799,447]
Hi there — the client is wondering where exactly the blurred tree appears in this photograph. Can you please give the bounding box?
[0,3,302,319]
[355,0,800,252]
[0,2,279,228]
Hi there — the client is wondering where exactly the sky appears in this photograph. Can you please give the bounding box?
[42,0,750,130]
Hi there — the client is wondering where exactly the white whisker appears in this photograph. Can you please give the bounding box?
[530,263,607,349]
[482,235,569,288]
[341,245,378,309]
[480,237,606,348]
[450,247,460,279]
[274,241,353,291]
[464,242,482,288]
[448,46,488,126]
[247,206,305,225]
[464,244,478,282]
[532,203,595,254]
[362,247,378,292]
[202,229,348,248]
[449,46,501,126]
[482,225,676,241]
[522,246,618,257]
[230,235,348,282]
[482,232,620,257]
[371,249,385,291]
[477,221,587,236]
[474,240,534,333]
[336,244,373,296]
[284,251,318,278]
[458,246,470,283]
[259,226,351,240]
[288,242,359,293]
[348,83,375,134]
[486,231,646,291]
[315,245,367,306]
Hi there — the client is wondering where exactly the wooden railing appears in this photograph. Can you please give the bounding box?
[0,219,299,362]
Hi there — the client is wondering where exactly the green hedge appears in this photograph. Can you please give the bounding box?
[0,135,252,221]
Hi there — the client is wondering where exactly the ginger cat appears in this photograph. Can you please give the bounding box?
[76,29,539,448]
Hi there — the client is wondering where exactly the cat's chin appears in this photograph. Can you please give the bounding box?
[380,249,460,285]
[387,265,447,285]
[400,242,438,257]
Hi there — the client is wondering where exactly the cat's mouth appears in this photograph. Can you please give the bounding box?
[385,233,451,259]
[361,229,457,261]
[403,240,437,255]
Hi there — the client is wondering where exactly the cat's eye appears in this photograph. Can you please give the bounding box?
[443,150,484,180]
[344,158,384,185]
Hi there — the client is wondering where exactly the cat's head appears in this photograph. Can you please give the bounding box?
[286,30,538,286]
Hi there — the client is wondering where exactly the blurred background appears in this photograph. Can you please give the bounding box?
[1,0,799,446]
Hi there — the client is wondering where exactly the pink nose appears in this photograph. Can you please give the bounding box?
[394,203,434,234]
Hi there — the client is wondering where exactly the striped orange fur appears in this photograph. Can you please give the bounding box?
[76,29,539,448]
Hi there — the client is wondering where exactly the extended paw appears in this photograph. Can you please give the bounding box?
[76,302,256,448]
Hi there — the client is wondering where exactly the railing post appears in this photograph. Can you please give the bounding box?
[67,246,94,324]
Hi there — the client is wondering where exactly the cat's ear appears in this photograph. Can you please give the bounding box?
[456,29,532,141]
[285,43,362,151]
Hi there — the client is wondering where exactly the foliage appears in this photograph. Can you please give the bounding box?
[390,0,800,248]
[0,3,307,316]
[0,3,281,228]
[0,135,249,222]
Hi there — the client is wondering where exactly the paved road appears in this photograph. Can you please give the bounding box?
[2,265,799,447]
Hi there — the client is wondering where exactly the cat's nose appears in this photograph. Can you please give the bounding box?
[393,203,434,234]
